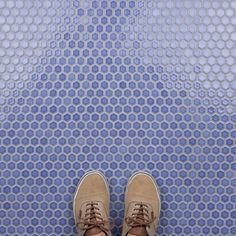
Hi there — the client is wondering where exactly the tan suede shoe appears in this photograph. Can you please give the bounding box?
[73,171,112,236]
[122,172,161,236]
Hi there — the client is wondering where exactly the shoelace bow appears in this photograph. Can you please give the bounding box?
[77,202,112,232]
[125,202,155,227]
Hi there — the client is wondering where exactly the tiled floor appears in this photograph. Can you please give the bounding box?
[0,0,236,235]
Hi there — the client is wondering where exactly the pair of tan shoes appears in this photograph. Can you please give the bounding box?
[73,171,161,236]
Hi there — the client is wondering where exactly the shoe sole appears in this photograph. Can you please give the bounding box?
[73,170,110,220]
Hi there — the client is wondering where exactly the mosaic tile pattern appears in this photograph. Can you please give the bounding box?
[0,0,236,235]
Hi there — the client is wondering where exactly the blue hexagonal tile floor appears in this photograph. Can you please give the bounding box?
[0,0,236,235]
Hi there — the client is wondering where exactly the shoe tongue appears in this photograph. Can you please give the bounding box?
[85,227,102,236]
[128,226,148,236]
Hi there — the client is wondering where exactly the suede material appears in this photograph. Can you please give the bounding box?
[128,226,148,236]
[84,227,108,236]
[73,172,111,236]
[85,227,102,236]
[122,172,161,236]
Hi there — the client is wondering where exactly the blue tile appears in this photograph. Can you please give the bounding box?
[0,0,235,235]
